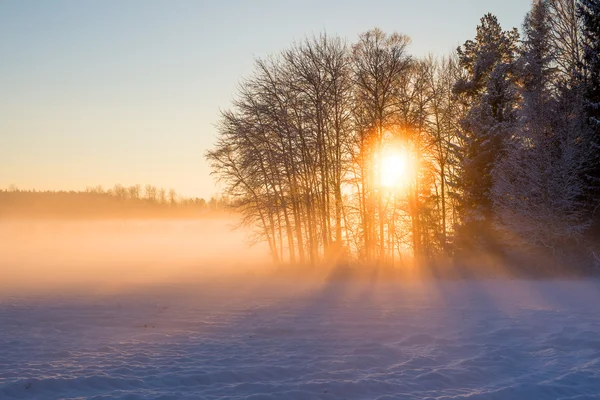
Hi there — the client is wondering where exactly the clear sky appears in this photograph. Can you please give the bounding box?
[0,0,531,199]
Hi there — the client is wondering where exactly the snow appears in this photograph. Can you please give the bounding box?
[2,278,600,400]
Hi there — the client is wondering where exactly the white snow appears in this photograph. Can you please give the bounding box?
[2,278,600,400]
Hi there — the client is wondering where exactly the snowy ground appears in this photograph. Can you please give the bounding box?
[2,278,600,400]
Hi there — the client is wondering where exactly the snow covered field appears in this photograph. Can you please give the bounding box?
[1,221,600,399]
[2,278,600,400]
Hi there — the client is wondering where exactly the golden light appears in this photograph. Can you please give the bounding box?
[379,147,413,190]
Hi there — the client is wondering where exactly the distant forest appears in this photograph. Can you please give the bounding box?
[208,0,600,272]
[0,185,229,219]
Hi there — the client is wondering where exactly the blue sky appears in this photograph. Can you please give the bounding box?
[0,0,531,198]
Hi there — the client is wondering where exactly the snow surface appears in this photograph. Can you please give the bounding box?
[1,278,600,400]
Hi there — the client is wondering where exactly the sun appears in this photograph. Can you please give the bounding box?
[380,150,411,189]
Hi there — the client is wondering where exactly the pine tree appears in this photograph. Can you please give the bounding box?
[578,0,600,215]
[579,0,600,113]
[453,14,520,250]
[494,0,594,264]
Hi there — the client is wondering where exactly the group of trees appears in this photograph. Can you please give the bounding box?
[208,0,600,270]
[0,185,229,219]
[82,184,224,208]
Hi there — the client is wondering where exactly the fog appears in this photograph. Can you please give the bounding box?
[0,218,272,294]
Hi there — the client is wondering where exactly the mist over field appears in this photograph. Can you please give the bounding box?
[0,218,270,293]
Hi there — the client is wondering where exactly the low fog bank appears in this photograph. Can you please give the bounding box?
[3,218,600,301]
[0,218,272,295]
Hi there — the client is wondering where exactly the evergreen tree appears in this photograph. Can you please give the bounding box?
[492,0,597,268]
[579,0,600,113]
[453,14,520,250]
[493,1,586,251]
[578,0,600,214]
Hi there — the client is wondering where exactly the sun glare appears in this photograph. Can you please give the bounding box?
[380,150,411,189]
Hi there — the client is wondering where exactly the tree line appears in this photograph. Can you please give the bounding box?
[0,184,229,219]
[208,0,600,271]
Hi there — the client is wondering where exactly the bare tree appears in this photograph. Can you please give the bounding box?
[351,28,412,263]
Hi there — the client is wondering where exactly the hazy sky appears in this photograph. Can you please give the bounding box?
[0,0,531,198]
